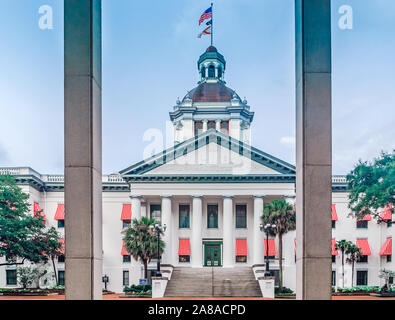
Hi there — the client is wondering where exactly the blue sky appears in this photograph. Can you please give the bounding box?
[0,0,394,175]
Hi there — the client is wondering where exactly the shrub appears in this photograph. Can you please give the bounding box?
[123,284,152,293]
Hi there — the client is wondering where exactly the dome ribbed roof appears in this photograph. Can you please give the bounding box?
[183,82,240,103]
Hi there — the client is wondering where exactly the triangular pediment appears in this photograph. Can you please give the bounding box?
[120,130,295,181]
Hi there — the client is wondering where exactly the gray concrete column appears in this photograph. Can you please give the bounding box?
[295,0,332,300]
[191,196,203,267]
[253,196,265,265]
[130,195,142,220]
[161,196,172,264]
[64,0,102,300]
[223,196,234,267]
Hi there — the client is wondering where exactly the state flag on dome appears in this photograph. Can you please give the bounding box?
[199,7,212,25]
[198,26,211,38]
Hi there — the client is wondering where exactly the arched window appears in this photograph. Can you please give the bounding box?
[201,67,206,78]
[208,65,215,78]
[207,121,216,130]
[217,67,222,78]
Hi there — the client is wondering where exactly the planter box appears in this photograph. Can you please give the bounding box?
[119,294,151,299]
[0,291,50,296]
[332,292,378,296]
[370,292,395,298]
[275,295,296,299]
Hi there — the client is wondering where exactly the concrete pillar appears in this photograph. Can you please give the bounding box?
[223,196,234,267]
[253,196,265,265]
[191,196,203,267]
[161,196,172,264]
[141,201,147,218]
[130,196,141,220]
[64,0,102,300]
[202,120,208,132]
[295,0,332,300]
[216,119,221,131]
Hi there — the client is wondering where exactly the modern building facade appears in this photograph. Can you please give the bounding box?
[0,47,393,293]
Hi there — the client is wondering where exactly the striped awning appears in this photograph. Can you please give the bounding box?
[332,238,338,255]
[332,204,338,221]
[178,239,190,256]
[121,204,132,220]
[356,239,371,256]
[58,239,65,254]
[54,204,65,220]
[34,202,47,221]
[380,204,393,221]
[121,241,129,255]
[236,239,247,256]
[379,238,392,256]
[264,239,276,256]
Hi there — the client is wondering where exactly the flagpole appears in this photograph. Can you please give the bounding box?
[211,3,213,46]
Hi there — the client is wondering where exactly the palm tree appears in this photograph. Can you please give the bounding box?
[123,217,165,280]
[346,243,362,287]
[261,199,296,290]
[335,240,352,288]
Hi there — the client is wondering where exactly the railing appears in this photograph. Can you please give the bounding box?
[332,175,347,183]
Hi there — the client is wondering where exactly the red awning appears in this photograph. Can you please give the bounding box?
[58,239,65,254]
[362,214,372,221]
[121,241,129,255]
[332,238,338,255]
[34,202,47,221]
[264,239,276,256]
[379,238,392,256]
[54,204,65,220]
[236,239,247,256]
[178,239,190,256]
[332,204,338,221]
[380,204,393,221]
[356,239,371,256]
[294,239,296,255]
[121,204,132,220]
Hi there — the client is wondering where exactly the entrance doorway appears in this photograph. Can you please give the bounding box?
[203,241,222,267]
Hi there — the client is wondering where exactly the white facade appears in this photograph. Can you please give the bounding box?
[0,47,393,294]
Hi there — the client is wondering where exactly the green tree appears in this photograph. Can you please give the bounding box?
[261,199,296,290]
[123,217,165,280]
[17,266,47,289]
[345,243,362,287]
[335,240,352,288]
[0,175,49,267]
[347,151,395,221]
[41,227,63,285]
[378,269,395,287]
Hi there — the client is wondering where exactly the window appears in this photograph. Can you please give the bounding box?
[58,271,65,286]
[122,220,131,229]
[332,271,336,286]
[236,205,247,228]
[150,204,161,223]
[123,270,129,286]
[387,255,392,263]
[58,255,65,263]
[236,255,247,263]
[358,255,368,263]
[332,220,336,229]
[220,121,229,134]
[201,67,206,78]
[332,255,336,263]
[389,277,394,285]
[388,221,393,228]
[356,271,368,286]
[194,121,203,136]
[218,67,222,78]
[207,121,216,130]
[123,255,131,263]
[6,270,17,285]
[356,220,368,229]
[207,204,218,228]
[179,255,190,263]
[208,65,215,78]
[179,204,190,229]
[58,219,64,228]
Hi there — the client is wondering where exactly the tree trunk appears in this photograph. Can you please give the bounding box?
[52,257,58,286]
[342,249,345,288]
[351,260,354,287]
[279,233,283,290]
[143,260,148,279]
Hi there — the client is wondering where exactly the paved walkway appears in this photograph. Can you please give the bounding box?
[0,294,394,300]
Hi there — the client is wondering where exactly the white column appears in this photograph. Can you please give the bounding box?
[223,196,234,267]
[161,196,172,265]
[202,120,208,133]
[130,196,141,220]
[253,196,265,265]
[215,119,221,131]
[191,196,203,267]
[140,201,147,218]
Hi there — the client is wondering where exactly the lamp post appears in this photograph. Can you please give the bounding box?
[102,274,109,291]
[151,223,166,277]
[260,223,276,277]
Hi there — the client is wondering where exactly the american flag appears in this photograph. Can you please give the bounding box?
[199,7,212,25]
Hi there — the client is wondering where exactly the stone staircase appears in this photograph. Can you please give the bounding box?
[164,267,262,297]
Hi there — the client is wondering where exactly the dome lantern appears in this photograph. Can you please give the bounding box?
[198,46,226,83]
